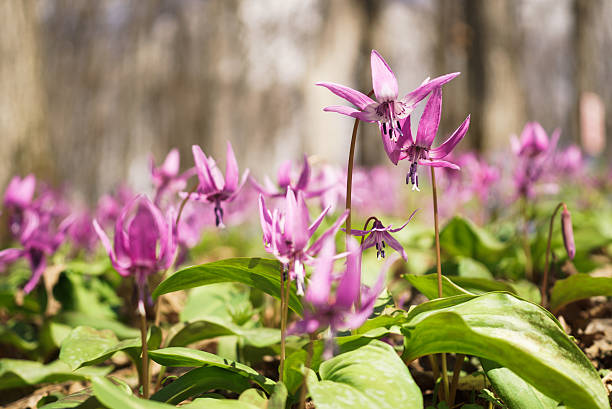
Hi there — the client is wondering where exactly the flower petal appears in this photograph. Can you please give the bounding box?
[402,72,460,106]
[307,210,348,256]
[334,238,362,310]
[382,232,407,261]
[224,141,240,193]
[415,87,442,148]
[388,209,419,232]
[308,205,331,237]
[305,238,335,306]
[418,159,460,170]
[370,50,398,101]
[429,114,470,159]
[162,148,180,176]
[316,82,375,110]
[322,105,377,122]
[295,155,311,191]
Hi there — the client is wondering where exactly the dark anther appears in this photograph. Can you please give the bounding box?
[214,203,224,227]
[382,122,387,135]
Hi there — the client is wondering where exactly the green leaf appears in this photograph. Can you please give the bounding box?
[167,319,280,348]
[449,276,516,294]
[39,378,131,409]
[91,376,175,409]
[150,367,253,404]
[57,312,140,339]
[0,359,110,390]
[439,217,506,266]
[481,359,557,409]
[148,347,275,393]
[400,292,608,409]
[60,326,162,370]
[268,382,288,409]
[308,340,423,409]
[404,274,474,299]
[238,389,267,408]
[153,258,302,315]
[183,398,261,409]
[549,274,612,313]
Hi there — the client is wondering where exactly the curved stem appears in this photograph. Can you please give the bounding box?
[298,333,316,409]
[359,216,378,245]
[279,264,288,379]
[430,167,450,402]
[137,280,149,399]
[541,202,565,308]
[344,90,374,249]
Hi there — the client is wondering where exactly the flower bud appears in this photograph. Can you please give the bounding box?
[561,205,575,260]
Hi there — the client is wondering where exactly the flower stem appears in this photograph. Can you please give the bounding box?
[521,198,533,281]
[541,202,565,308]
[449,353,465,405]
[298,333,316,409]
[279,265,288,380]
[344,90,373,248]
[430,166,450,402]
[137,282,150,399]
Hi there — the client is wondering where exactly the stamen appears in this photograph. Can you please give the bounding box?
[214,201,225,227]
[382,122,387,135]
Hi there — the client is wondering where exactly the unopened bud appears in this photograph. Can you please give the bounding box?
[561,205,575,260]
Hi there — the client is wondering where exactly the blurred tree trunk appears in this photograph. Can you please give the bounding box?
[463,0,525,151]
[0,0,53,188]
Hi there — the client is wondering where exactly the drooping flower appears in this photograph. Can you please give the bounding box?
[511,122,559,199]
[561,205,575,260]
[189,142,249,227]
[250,155,328,199]
[93,195,177,287]
[150,148,195,206]
[318,49,459,162]
[3,174,36,210]
[289,238,385,356]
[345,211,418,260]
[397,87,471,190]
[0,209,72,293]
[258,188,348,295]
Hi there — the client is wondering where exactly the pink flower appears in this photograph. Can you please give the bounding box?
[250,155,328,199]
[150,148,195,206]
[318,50,459,163]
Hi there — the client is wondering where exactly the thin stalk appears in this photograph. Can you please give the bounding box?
[298,333,316,409]
[541,202,565,307]
[430,167,450,402]
[449,353,465,406]
[359,216,378,245]
[279,265,288,379]
[344,90,374,247]
[521,198,533,281]
[137,281,150,399]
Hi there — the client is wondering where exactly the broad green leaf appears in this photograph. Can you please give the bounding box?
[0,321,38,352]
[282,328,390,395]
[181,284,251,322]
[58,312,140,339]
[167,319,280,348]
[148,347,275,393]
[481,359,557,409]
[150,367,252,404]
[449,276,516,294]
[60,326,162,370]
[268,382,288,409]
[404,274,473,299]
[400,292,608,409]
[0,359,110,390]
[309,340,422,409]
[91,376,174,409]
[238,389,267,408]
[153,258,302,315]
[549,274,612,313]
[183,398,261,409]
[39,378,131,409]
[439,216,506,266]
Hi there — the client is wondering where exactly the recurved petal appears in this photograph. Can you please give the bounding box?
[388,209,419,232]
[402,72,460,106]
[0,248,24,268]
[415,87,442,148]
[308,205,331,237]
[418,159,461,170]
[307,210,348,256]
[162,148,180,176]
[334,238,362,310]
[323,105,377,122]
[370,50,398,101]
[382,232,407,260]
[224,141,240,193]
[316,82,375,110]
[304,238,335,306]
[429,114,470,159]
[382,117,413,165]
[295,155,311,191]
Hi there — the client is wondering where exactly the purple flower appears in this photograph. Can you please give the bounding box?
[561,205,575,260]
[0,209,72,293]
[190,142,249,227]
[458,153,500,203]
[250,155,328,199]
[512,122,559,199]
[67,210,98,253]
[318,50,459,163]
[95,185,135,230]
[3,174,36,209]
[397,87,471,190]
[346,211,418,260]
[555,145,584,177]
[258,188,348,295]
[289,238,385,352]
[93,195,177,286]
[150,149,195,206]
